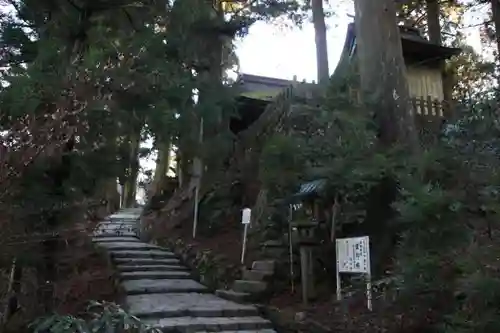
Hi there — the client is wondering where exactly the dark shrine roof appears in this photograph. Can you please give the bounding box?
[344,23,461,63]
[331,23,461,86]
[279,179,328,205]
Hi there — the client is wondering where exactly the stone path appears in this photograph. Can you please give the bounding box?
[93,208,277,333]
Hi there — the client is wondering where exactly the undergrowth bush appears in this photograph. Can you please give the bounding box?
[393,101,500,332]
[31,301,160,333]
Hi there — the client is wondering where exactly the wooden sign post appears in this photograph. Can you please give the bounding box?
[241,208,251,264]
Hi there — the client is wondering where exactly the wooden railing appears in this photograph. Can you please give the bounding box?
[348,88,451,119]
[410,96,449,118]
[348,89,451,142]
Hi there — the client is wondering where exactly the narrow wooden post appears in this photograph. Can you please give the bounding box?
[307,247,316,299]
[300,246,309,305]
[288,205,295,293]
[410,97,417,117]
[426,95,433,116]
[192,117,204,239]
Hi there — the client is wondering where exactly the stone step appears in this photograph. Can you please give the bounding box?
[95,227,137,231]
[141,316,273,332]
[95,228,138,233]
[93,231,138,238]
[98,220,137,225]
[242,269,273,282]
[114,258,180,266]
[126,293,258,318]
[110,250,176,259]
[109,213,140,219]
[196,328,277,333]
[232,280,267,294]
[101,219,138,224]
[122,279,207,295]
[120,271,191,280]
[251,261,275,273]
[105,221,139,226]
[262,240,285,248]
[99,242,161,251]
[93,237,140,243]
[215,289,252,303]
[117,264,187,272]
[96,222,135,226]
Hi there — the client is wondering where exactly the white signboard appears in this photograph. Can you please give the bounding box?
[335,236,372,311]
[336,236,370,274]
[241,208,251,264]
[241,208,251,224]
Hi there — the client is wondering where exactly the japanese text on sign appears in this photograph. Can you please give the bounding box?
[336,236,370,274]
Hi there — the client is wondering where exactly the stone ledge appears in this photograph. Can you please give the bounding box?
[142,315,274,332]
[122,279,207,295]
[117,264,187,272]
[126,292,258,318]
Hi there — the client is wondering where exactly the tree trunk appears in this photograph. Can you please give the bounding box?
[3,260,22,324]
[426,0,454,114]
[311,0,329,84]
[355,0,419,276]
[104,177,120,214]
[426,0,441,45]
[37,216,59,312]
[152,140,171,196]
[176,146,191,189]
[491,0,500,90]
[176,149,183,188]
[354,0,419,149]
[492,0,500,62]
[124,131,140,208]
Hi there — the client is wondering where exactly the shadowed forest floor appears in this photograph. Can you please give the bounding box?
[1,216,122,333]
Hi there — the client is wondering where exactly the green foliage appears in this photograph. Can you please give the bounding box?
[391,99,500,330]
[256,76,500,330]
[447,43,496,102]
[30,301,160,333]
[259,90,398,224]
[259,133,305,195]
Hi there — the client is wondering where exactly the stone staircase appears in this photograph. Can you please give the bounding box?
[93,208,277,333]
[215,260,276,304]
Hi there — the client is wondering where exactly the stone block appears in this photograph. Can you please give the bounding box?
[120,271,191,280]
[141,316,273,332]
[122,279,207,295]
[110,249,176,259]
[251,261,275,273]
[114,258,180,266]
[117,264,187,272]
[126,293,257,318]
[215,289,252,303]
[93,236,140,243]
[99,242,161,251]
[241,269,273,282]
[232,280,267,294]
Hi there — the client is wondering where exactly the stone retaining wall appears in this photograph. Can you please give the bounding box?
[154,238,242,291]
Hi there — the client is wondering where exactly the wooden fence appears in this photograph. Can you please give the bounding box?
[348,88,450,118]
[348,89,451,143]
